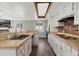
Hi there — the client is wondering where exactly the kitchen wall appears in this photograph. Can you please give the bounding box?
[47,2,73,32]
[33,20,48,37]
[9,20,35,32]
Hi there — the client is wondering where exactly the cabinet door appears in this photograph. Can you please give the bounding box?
[56,39,62,56]
[48,34,53,47]
[62,42,72,56]
[72,48,78,56]
[74,2,79,25]
[53,38,58,54]
[48,34,62,56]
[25,41,29,56]
[17,44,25,56]
[48,34,51,45]
[19,51,25,56]
[33,33,39,45]
[28,37,32,55]
[66,3,73,16]
[25,37,32,56]
[48,34,56,50]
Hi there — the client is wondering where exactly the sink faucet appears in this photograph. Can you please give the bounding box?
[14,27,17,38]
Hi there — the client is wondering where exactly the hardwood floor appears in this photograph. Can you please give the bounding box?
[30,38,56,56]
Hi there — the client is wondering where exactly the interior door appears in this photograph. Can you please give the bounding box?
[34,20,47,38]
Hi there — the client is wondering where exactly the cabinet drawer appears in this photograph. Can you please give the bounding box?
[28,38,32,55]
[17,44,25,56]
[25,37,32,56]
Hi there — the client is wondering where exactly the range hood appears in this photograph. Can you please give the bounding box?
[58,16,74,22]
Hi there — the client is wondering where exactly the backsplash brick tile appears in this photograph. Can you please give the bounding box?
[57,17,79,35]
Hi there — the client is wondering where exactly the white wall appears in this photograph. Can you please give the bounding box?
[47,3,58,32]
[33,20,48,37]
[47,2,73,32]
[9,20,34,32]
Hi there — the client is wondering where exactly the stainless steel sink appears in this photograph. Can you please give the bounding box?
[11,35,29,40]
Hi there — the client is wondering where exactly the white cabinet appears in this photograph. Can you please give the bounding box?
[64,3,73,18]
[0,36,32,56]
[33,32,39,45]
[0,48,16,56]
[62,42,72,56]
[56,39,62,56]
[48,34,79,56]
[48,34,52,47]
[28,37,32,55]
[48,34,62,56]
[25,41,29,56]
[52,36,62,56]
[57,3,73,22]
[17,37,32,56]
[74,2,79,25]
[72,48,79,56]
[48,34,54,50]
[24,37,32,56]
[16,43,25,56]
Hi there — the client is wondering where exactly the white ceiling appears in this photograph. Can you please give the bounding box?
[37,3,49,16]
[0,2,35,20]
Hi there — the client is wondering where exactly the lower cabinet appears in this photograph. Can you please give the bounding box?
[48,34,62,56]
[0,36,32,56]
[72,48,79,56]
[32,32,39,45]
[27,37,32,55]
[17,37,32,56]
[24,37,32,56]
[48,34,79,56]
[56,39,62,56]
[25,42,29,56]
[62,42,72,56]
[17,43,25,56]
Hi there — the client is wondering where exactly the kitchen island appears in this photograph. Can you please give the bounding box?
[0,32,34,56]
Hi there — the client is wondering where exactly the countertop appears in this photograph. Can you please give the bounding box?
[49,32,79,50]
[0,32,34,48]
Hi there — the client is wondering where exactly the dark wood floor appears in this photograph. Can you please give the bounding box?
[30,38,56,56]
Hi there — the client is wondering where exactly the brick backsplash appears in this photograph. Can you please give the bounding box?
[58,17,79,35]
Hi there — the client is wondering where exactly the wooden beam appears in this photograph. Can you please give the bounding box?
[34,2,51,18]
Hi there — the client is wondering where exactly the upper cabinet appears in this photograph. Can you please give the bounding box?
[48,2,74,22]
[63,3,73,18]
[57,2,73,21]
[58,2,79,25]
[74,2,79,25]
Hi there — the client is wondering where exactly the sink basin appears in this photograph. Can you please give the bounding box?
[11,35,29,40]
[56,34,78,40]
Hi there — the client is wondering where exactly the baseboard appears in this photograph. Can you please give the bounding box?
[39,37,47,39]
[32,44,38,46]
